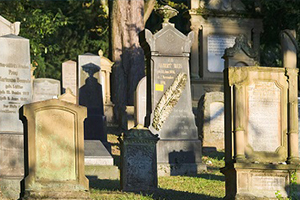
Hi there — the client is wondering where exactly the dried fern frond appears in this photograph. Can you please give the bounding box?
[152,72,187,131]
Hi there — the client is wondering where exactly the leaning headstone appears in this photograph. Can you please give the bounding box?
[119,125,159,192]
[20,99,90,199]
[32,78,60,102]
[0,15,20,36]
[141,6,206,176]
[0,34,32,199]
[134,76,146,126]
[62,60,77,96]
[222,66,300,198]
[197,92,224,151]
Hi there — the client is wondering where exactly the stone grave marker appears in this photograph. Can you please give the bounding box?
[0,33,32,198]
[119,125,159,192]
[197,91,224,150]
[188,0,263,101]
[222,66,300,199]
[0,15,20,36]
[20,99,90,199]
[134,76,146,126]
[32,78,60,102]
[141,6,206,176]
[62,60,77,96]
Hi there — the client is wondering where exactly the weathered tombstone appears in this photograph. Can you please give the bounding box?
[20,99,90,199]
[32,78,61,102]
[197,92,224,151]
[119,125,159,192]
[0,15,20,36]
[189,0,263,101]
[134,76,146,126]
[99,50,114,123]
[62,60,77,96]
[141,6,206,176]
[0,33,32,198]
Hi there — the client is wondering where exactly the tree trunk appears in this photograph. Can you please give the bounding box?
[110,0,146,128]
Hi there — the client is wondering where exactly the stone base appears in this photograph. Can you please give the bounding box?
[85,165,119,180]
[22,190,90,200]
[0,177,22,199]
[158,163,207,176]
[221,163,300,200]
[84,140,113,165]
[157,139,206,176]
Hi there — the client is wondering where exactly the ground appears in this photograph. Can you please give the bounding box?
[89,125,225,200]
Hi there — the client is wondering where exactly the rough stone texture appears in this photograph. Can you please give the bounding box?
[20,99,90,199]
[0,15,20,36]
[189,4,263,101]
[134,76,146,126]
[223,66,300,199]
[0,34,32,199]
[197,91,224,150]
[141,20,206,176]
[32,78,60,102]
[119,125,159,192]
[62,60,77,96]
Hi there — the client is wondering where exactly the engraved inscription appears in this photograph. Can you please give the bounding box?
[208,35,236,72]
[209,102,224,135]
[33,80,60,102]
[62,61,77,96]
[248,82,281,152]
[252,175,286,191]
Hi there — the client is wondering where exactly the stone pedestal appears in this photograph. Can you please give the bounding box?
[119,125,159,192]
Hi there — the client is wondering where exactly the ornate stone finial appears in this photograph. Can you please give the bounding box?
[98,49,103,57]
[155,5,178,23]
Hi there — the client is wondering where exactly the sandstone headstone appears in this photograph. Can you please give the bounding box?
[32,78,60,102]
[58,88,76,104]
[197,92,224,150]
[141,6,206,176]
[189,1,263,101]
[62,60,77,96]
[222,66,300,199]
[134,76,146,126]
[0,15,20,36]
[119,125,159,192]
[20,99,90,199]
[0,34,32,199]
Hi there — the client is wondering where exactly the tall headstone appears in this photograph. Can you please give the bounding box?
[20,99,90,199]
[197,92,224,151]
[189,0,263,101]
[0,34,32,198]
[141,6,206,176]
[0,15,20,36]
[32,78,60,102]
[77,53,114,168]
[119,125,159,192]
[99,50,114,123]
[134,76,146,126]
[62,60,77,96]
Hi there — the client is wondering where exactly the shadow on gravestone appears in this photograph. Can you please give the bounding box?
[79,63,107,143]
[169,150,196,176]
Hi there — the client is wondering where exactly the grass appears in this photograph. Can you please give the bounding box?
[89,126,226,200]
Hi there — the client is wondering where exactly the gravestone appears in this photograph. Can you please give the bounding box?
[141,6,206,176]
[222,66,300,199]
[197,92,224,150]
[119,125,159,192]
[20,99,90,199]
[189,0,263,101]
[134,76,146,126]
[62,60,77,96]
[0,34,32,199]
[99,50,114,123]
[0,15,20,36]
[32,78,60,102]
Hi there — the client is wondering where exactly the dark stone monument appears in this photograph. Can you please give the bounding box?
[119,125,159,192]
[141,5,206,176]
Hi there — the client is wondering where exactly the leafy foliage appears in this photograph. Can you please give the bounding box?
[0,0,109,79]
